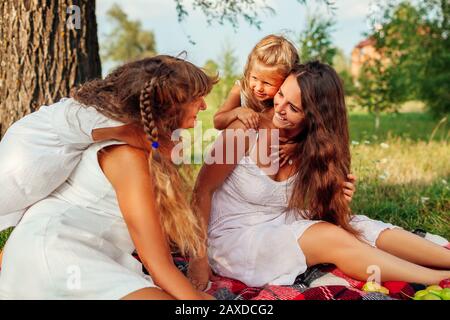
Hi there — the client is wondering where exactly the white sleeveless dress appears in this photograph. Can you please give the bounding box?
[0,141,155,299]
[208,140,398,287]
[0,98,122,231]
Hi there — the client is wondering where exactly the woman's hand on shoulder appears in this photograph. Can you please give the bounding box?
[343,173,357,203]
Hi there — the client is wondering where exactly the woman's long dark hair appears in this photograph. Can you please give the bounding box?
[288,61,359,237]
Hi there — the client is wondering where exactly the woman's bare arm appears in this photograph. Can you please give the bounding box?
[188,120,251,288]
[213,84,242,130]
[99,145,205,300]
[92,124,151,152]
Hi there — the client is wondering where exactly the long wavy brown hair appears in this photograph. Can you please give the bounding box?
[72,55,218,257]
[287,61,360,237]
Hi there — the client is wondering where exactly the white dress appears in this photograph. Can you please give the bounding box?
[208,140,397,287]
[0,141,156,299]
[0,98,122,231]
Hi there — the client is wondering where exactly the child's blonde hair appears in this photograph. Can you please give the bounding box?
[241,34,299,112]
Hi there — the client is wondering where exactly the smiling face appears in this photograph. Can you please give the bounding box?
[248,63,285,101]
[179,97,207,129]
[272,74,305,133]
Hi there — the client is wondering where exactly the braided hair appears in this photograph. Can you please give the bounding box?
[72,55,218,257]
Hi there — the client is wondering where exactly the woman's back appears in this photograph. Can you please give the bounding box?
[0,141,155,299]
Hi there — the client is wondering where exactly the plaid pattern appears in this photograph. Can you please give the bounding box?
[139,229,450,300]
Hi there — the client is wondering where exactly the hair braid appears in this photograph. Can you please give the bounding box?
[71,54,218,257]
[140,79,159,146]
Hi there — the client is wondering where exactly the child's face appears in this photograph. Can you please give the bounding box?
[248,63,285,101]
[180,97,207,129]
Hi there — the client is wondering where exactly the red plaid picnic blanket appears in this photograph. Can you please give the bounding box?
[142,229,450,300]
[172,257,448,300]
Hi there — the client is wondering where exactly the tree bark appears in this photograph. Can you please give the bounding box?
[0,0,101,137]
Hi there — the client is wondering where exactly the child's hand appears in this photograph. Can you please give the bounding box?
[279,141,298,167]
[343,174,357,203]
[113,123,152,152]
[270,137,298,167]
[236,108,260,129]
[92,123,152,152]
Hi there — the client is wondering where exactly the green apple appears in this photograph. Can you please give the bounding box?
[439,288,450,300]
[426,285,443,291]
[414,290,429,300]
[421,293,442,300]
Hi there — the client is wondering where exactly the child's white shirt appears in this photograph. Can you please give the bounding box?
[0,97,123,231]
[235,80,248,108]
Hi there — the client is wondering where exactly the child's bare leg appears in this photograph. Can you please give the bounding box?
[375,228,450,269]
[298,222,450,285]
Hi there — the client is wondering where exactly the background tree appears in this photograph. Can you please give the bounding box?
[174,0,334,30]
[101,3,157,67]
[371,2,426,105]
[417,0,449,117]
[298,14,337,65]
[354,58,394,130]
[333,48,356,96]
[0,0,101,137]
[369,0,449,117]
[204,43,240,108]
[203,59,219,77]
[0,0,333,137]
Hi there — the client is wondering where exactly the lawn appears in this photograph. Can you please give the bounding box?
[0,108,449,249]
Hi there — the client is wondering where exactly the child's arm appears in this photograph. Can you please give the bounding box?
[213,84,241,130]
[99,145,212,300]
[214,84,260,130]
[92,123,151,152]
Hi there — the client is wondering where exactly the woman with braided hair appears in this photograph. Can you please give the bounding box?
[0,55,218,299]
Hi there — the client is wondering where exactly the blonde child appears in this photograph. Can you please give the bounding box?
[214,34,299,166]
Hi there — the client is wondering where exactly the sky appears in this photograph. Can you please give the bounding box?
[96,0,376,72]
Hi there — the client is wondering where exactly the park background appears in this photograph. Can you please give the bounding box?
[0,0,449,249]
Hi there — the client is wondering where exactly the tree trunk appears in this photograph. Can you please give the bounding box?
[0,0,101,137]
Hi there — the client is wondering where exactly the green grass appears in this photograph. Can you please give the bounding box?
[351,179,449,239]
[1,108,449,249]
[349,112,449,142]
[0,228,12,250]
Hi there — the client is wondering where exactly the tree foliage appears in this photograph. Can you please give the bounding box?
[101,3,157,65]
[354,59,395,130]
[204,43,240,107]
[298,14,337,65]
[366,0,449,117]
[333,49,356,96]
[173,0,335,29]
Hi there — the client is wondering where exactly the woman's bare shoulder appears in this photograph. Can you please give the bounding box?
[100,144,147,162]
[98,144,149,184]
